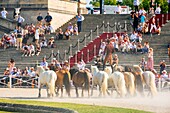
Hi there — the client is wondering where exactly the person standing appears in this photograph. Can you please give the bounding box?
[133,0,140,12]
[168,43,170,58]
[139,57,147,71]
[36,13,43,26]
[133,12,139,31]
[150,15,157,33]
[40,57,48,69]
[16,26,23,50]
[76,12,84,33]
[17,15,25,27]
[8,58,15,73]
[112,54,119,65]
[116,4,122,14]
[160,60,166,75]
[1,7,8,19]
[168,0,170,13]
[103,39,114,73]
[147,48,154,71]
[44,12,52,26]
[34,27,40,46]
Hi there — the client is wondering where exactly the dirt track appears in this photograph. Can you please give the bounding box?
[0,88,170,113]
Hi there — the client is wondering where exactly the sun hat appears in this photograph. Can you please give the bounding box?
[162,70,167,74]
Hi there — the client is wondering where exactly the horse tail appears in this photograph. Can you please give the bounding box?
[128,73,135,96]
[63,72,71,96]
[149,72,157,96]
[135,74,144,96]
[118,73,127,97]
[101,72,108,96]
[49,71,57,97]
[84,71,90,90]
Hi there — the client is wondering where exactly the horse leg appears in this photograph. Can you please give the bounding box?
[99,86,102,97]
[61,86,63,98]
[91,84,94,96]
[46,85,50,97]
[106,89,110,96]
[75,86,79,97]
[81,87,84,97]
[56,86,60,97]
[38,84,42,98]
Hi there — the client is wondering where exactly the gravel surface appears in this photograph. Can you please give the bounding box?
[0,88,170,113]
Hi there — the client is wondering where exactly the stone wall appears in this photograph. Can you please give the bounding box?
[0,0,87,30]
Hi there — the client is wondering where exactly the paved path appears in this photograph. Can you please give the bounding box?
[0,88,170,113]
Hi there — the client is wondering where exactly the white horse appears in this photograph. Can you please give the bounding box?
[123,72,135,97]
[36,66,57,98]
[133,65,157,97]
[91,65,109,97]
[104,66,127,97]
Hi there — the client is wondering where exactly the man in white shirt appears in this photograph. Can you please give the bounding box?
[139,8,146,16]
[17,15,25,27]
[1,7,8,18]
[77,59,86,70]
[155,4,161,14]
[133,0,140,12]
[116,4,122,14]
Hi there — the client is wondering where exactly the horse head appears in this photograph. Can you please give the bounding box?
[36,66,45,76]
[91,65,99,74]
[104,66,112,75]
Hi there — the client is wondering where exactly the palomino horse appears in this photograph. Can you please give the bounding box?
[70,68,91,97]
[55,69,71,97]
[91,65,109,97]
[116,65,136,97]
[104,66,127,97]
[36,66,57,98]
[130,65,157,97]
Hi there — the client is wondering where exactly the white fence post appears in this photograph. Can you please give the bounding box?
[162,14,165,26]
[97,25,99,37]
[103,21,105,33]
[64,50,66,61]
[51,50,53,62]
[90,30,93,42]
[94,45,96,58]
[84,34,87,47]
[81,51,83,60]
[75,51,77,64]
[57,50,60,61]
[125,20,127,31]
[9,75,12,88]
[77,39,80,52]
[107,22,109,33]
[70,44,72,57]
[87,49,89,63]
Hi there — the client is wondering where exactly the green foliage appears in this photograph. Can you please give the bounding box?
[104,0,117,5]
[155,0,168,13]
[142,0,150,11]
[123,0,134,9]
[91,1,100,7]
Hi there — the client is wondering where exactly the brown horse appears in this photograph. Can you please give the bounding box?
[70,69,91,97]
[55,69,71,97]
[117,65,144,97]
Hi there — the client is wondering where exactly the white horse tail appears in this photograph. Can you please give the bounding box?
[127,72,135,96]
[49,71,57,97]
[101,72,108,96]
[149,72,157,96]
[117,72,127,97]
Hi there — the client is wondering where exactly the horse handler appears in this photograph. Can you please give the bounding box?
[103,39,114,73]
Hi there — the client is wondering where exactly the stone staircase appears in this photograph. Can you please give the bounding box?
[0,14,169,74]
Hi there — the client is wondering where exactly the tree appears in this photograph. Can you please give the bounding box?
[104,0,117,5]
[142,0,150,12]
[155,0,168,13]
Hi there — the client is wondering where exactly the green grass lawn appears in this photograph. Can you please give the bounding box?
[0,98,152,113]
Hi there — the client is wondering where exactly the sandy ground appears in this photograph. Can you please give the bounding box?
[0,88,170,113]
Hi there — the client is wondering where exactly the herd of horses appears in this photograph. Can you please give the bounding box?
[36,64,158,98]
